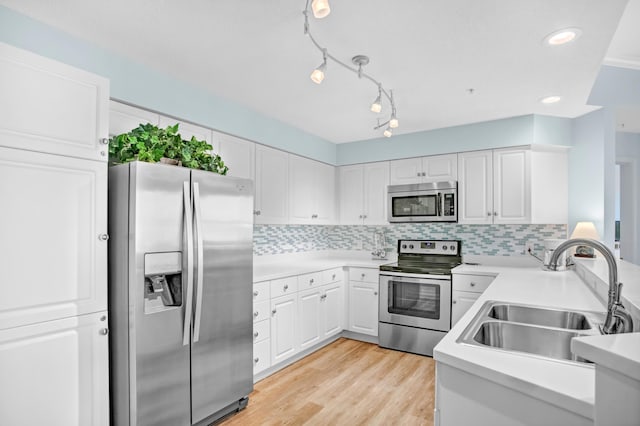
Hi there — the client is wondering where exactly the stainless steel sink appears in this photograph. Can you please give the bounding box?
[488,304,591,330]
[457,301,605,365]
[472,321,591,363]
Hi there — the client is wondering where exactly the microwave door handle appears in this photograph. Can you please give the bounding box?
[437,192,441,216]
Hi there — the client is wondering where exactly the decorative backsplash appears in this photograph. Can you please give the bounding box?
[253,223,567,257]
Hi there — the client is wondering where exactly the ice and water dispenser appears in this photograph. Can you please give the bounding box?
[144,252,183,314]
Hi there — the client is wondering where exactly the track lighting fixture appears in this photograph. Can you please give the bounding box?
[310,49,327,84]
[311,0,331,19]
[303,1,399,137]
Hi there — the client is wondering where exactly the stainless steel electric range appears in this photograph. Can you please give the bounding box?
[379,239,462,356]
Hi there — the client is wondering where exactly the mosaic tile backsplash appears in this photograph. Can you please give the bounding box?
[253,224,567,257]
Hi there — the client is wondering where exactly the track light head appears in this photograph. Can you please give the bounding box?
[389,116,399,129]
[310,62,326,84]
[311,0,331,19]
[383,126,392,138]
[370,86,382,113]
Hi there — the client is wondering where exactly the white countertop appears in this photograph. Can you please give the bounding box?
[253,250,395,282]
[572,333,640,381]
[438,264,607,419]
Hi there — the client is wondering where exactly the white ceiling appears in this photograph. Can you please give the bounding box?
[2,0,639,142]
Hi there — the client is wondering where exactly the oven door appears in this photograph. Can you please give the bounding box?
[379,273,451,332]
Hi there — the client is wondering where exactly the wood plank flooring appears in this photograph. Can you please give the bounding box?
[220,338,435,425]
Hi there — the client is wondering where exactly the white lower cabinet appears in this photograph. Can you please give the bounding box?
[348,267,380,336]
[298,287,322,351]
[270,294,298,364]
[253,338,270,375]
[321,281,344,338]
[451,273,497,326]
[0,311,109,426]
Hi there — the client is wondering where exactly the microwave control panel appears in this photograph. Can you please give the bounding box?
[398,239,460,256]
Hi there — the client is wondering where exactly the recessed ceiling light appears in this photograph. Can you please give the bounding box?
[543,28,582,46]
[540,95,562,104]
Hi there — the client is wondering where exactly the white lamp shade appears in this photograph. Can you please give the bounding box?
[312,0,331,19]
[571,222,600,239]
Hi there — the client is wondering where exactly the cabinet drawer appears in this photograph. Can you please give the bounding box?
[452,274,496,293]
[253,319,270,343]
[322,267,342,284]
[270,276,298,298]
[253,281,270,302]
[253,300,270,323]
[253,339,271,375]
[348,267,378,283]
[298,271,322,289]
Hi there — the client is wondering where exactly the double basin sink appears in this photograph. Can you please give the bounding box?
[457,301,605,364]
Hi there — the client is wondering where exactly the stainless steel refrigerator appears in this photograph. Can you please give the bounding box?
[108,161,254,426]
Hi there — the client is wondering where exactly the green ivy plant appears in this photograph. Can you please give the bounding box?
[108,123,228,175]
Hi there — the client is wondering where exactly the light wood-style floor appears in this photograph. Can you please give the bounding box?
[220,338,435,425]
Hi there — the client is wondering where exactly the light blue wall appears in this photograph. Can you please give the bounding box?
[0,5,337,164]
[533,115,573,147]
[569,110,606,241]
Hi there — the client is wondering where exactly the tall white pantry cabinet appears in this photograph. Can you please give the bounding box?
[0,43,109,425]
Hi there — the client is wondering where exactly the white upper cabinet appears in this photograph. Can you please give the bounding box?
[389,153,457,185]
[109,101,159,136]
[211,130,255,180]
[458,147,567,224]
[255,144,289,224]
[0,42,109,162]
[339,161,389,225]
[0,147,108,329]
[289,155,335,224]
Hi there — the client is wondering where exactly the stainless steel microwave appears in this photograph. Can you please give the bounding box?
[387,181,457,223]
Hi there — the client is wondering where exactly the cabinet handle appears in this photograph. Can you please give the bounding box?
[253,290,259,296]
[272,308,277,315]
[361,273,366,278]
[493,212,498,216]
[470,282,476,287]
[421,172,426,176]
[283,284,289,291]
[99,138,109,145]
[359,215,363,219]
[254,210,261,216]
[363,214,367,219]
[416,172,421,177]
[98,233,109,241]
[254,331,259,338]
[254,357,259,363]
[374,291,378,296]
[452,300,457,304]
[310,278,314,284]
[99,328,109,336]
[487,212,492,216]
[332,274,336,280]
[253,311,259,317]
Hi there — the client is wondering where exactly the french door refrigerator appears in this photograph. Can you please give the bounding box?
[108,161,254,426]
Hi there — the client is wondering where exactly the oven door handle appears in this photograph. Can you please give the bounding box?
[437,192,442,217]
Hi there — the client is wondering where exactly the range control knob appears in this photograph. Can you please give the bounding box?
[401,244,407,249]
[442,245,448,250]
[409,244,414,249]
[450,245,456,251]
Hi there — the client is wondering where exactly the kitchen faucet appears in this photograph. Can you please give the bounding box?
[548,238,634,334]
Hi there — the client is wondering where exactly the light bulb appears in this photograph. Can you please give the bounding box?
[389,116,399,128]
[544,28,582,46]
[312,0,331,19]
[383,127,392,138]
[310,62,326,84]
[370,100,382,113]
[540,95,561,104]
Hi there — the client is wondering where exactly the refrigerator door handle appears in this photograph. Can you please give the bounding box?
[192,181,205,343]
[182,181,195,346]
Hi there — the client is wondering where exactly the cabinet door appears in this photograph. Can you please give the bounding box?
[349,282,379,336]
[458,150,493,224]
[288,155,316,224]
[389,157,422,185]
[451,291,480,327]
[270,294,298,364]
[363,161,390,225]
[493,148,531,224]
[212,131,255,180]
[0,311,109,426]
[109,101,159,137]
[321,282,344,338]
[0,147,107,329]
[298,288,321,351]
[255,145,289,224]
[0,43,109,162]
[314,161,336,224]
[338,165,365,225]
[423,153,458,182]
